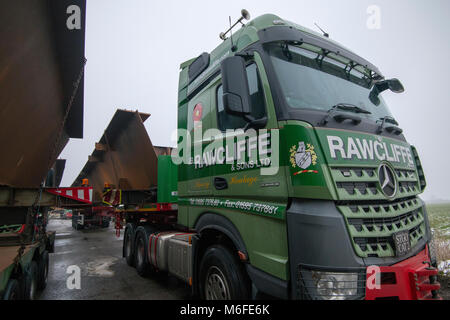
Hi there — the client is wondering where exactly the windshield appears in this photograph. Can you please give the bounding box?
[267,43,394,122]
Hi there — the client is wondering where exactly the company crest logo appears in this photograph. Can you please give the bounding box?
[289,142,318,175]
[378,163,397,198]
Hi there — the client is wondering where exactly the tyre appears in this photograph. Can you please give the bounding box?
[37,250,49,290]
[3,279,21,300]
[22,261,38,300]
[199,245,250,300]
[123,224,135,267]
[134,227,152,277]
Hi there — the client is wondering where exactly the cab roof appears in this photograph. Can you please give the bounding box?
[178,14,383,104]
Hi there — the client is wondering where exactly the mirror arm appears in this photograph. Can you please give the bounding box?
[235,52,254,59]
[369,86,381,106]
[385,125,403,135]
[370,79,405,105]
[244,116,268,131]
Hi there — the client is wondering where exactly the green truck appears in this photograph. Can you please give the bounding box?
[116,11,441,300]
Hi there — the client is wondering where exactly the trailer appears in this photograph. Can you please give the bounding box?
[0,187,92,299]
[0,0,87,300]
[71,109,164,230]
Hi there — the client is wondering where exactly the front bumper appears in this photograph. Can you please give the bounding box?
[365,246,441,300]
[287,199,439,300]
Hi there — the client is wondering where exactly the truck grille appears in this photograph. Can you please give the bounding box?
[332,166,426,258]
[338,198,426,258]
[332,166,420,201]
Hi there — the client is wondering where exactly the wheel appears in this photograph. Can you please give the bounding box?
[37,251,49,290]
[22,261,38,300]
[123,224,135,267]
[134,227,151,277]
[199,245,250,300]
[3,279,21,300]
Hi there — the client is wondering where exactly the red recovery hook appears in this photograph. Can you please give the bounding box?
[365,246,442,300]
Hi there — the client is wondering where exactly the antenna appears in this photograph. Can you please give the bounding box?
[229,16,234,49]
[219,9,251,41]
[314,23,329,38]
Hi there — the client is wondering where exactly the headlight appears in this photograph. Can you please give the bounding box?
[299,269,365,300]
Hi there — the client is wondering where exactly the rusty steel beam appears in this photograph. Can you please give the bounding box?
[154,146,174,157]
[88,156,100,163]
[95,143,108,152]
[73,109,168,203]
[0,0,86,188]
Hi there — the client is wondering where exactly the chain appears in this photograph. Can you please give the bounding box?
[46,57,87,178]
[14,58,87,269]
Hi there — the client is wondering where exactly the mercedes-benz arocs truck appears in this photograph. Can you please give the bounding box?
[114,11,440,300]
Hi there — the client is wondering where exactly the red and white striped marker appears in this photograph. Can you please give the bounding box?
[46,187,93,204]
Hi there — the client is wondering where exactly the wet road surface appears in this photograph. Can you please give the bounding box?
[37,219,191,300]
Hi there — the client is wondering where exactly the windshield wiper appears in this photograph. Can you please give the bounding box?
[321,103,371,126]
[330,103,372,114]
[377,116,403,135]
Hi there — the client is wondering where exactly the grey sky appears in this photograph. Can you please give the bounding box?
[60,0,450,201]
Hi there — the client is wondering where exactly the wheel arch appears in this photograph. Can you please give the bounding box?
[193,213,252,300]
[194,213,248,258]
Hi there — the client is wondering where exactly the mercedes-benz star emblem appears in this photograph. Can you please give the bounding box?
[378,163,397,198]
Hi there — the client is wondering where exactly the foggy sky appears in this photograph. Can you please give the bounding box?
[59,0,450,201]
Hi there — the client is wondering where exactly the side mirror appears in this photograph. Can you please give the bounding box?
[369,78,405,106]
[387,78,404,93]
[221,56,251,116]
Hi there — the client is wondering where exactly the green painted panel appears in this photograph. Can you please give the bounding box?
[157,155,178,204]
[187,206,289,281]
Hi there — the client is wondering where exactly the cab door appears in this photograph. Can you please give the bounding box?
[184,86,214,198]
[211,53,288,209]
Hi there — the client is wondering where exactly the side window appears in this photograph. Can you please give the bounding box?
[216,63,266,131]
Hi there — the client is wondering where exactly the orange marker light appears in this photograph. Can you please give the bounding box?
[238,251,248,262]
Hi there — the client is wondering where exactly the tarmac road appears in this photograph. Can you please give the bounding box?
[37,219,191,300]
[36,219,449,300]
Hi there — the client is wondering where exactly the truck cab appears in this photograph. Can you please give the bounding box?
[175,13,439,300]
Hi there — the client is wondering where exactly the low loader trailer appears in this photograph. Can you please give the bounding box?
[0,187,92,300]
[111,11,440,300]
[0,0,87,300]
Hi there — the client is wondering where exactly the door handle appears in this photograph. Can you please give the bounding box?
[214,177,228,190]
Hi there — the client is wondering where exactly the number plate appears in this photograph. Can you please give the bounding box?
[393,231,411,256]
